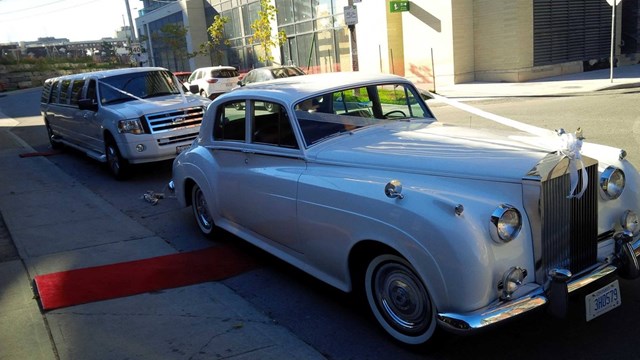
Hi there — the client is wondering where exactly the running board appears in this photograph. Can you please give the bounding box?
[55,138,107,162]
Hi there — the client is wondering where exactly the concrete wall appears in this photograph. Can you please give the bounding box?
[0,63,119,91]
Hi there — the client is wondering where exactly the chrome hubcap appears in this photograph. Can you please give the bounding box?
[374,262,430,334]
[194,188,212,230]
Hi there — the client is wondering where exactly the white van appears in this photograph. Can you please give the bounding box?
[40,67,211,179]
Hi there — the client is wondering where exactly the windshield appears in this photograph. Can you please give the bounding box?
[99,70,181,105]
[294,82,435,147]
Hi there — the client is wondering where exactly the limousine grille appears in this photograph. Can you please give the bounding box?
[523,154,599,283]
[539,162,598,276]
[143,106,204,134]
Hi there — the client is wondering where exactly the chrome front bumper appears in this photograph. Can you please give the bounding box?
[437,263,618,333]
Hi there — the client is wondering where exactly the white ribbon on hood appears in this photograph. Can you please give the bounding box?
[430,92,587,199]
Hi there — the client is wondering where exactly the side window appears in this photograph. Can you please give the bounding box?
[50,81,60,104]
[86,80,97,103]
[252,101,298,149]
[376,84,421,119]
[58,79,71,104]
[213,101,247,142]
[41,80,52,103]
[333,87,372,117]
[70,80,85,107]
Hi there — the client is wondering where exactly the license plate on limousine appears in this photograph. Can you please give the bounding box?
[585,280,621,321]
[176,144,191,154]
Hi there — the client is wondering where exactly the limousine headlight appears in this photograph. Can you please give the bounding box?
[118,119,144,134]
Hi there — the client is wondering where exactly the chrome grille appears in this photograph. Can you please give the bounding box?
[144,107,204,134]
[540,162,598,274]
[523,154,599,283]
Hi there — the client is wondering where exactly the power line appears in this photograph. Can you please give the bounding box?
[0,0,102,18]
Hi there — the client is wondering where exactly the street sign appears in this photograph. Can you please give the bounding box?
[606,0,622,6]
[131,42,141,55]
[344,5,358,26]
[390,1,410,13]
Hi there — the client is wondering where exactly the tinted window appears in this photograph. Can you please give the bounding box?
[213,101,247,141]
[210,69,239,78]
[70,80,85,106]
[50,81,60,103]
[58,79,71,104]
[41,80,52,103]
[252,102,297,148]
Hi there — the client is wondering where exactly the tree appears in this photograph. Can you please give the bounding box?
[200,14,230,65]
[100,41,117,63]
[249,0,287,64]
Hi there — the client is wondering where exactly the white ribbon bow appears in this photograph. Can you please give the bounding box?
[557,129,587,199]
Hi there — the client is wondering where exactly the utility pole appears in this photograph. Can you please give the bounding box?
[607,0,622,83]
[124,0,137,42]
[347,0,359,71]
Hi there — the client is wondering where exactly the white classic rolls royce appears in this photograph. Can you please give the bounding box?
[170,72,640,345]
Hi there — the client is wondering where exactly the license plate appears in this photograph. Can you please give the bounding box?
[176,144,190,154]
[585,280,621,321]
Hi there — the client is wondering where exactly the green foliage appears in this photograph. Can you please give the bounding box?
[152,23,191,67]
[199,15,231,64]
[249,0,287,63]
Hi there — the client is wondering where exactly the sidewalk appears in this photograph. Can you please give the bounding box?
[417,63,640,98]
[1,63,640,359]
[0,113,326,359]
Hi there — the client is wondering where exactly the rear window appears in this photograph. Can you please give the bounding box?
[211,69,239,78]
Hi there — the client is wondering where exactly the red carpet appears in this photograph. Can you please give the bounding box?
[33,246,256,310]
[19,150,62,158]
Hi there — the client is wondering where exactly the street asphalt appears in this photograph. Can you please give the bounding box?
[1,63,640,359]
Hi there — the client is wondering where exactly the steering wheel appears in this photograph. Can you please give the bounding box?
[384,110,407,118]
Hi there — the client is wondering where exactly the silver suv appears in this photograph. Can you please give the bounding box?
[40,67,211,179]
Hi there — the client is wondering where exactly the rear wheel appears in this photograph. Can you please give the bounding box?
[45,120,63,150]
[191,184,218,238]
[365,254,437,345]
[105,137,131,180]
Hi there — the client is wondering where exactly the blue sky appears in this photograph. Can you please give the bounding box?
[0,0,143,43]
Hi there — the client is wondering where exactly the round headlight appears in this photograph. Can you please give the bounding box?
[621,210,640,236]
[600,166,625,200]
[490,204,522,243]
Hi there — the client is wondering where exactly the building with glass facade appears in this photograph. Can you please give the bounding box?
[135,0,640,88]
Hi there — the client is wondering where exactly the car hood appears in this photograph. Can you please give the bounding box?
[309,122,556,182]
[105,94,208,118]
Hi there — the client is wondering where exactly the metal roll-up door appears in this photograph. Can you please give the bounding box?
[534,0,611,66]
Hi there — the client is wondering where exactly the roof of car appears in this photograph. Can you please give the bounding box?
[194,66,238,71]
[46,67,170,82]
[226,72,410,104]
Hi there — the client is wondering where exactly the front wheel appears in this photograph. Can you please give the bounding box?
[191,184,218,238]
[365,254,437,345]
[105,137,131,180]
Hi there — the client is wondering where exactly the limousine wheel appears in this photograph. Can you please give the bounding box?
[45,121,63,150]
[191,184,218,238]
[365,254,437,345]
[105,137,131,180]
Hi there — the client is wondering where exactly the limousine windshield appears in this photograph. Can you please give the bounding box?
[99,69,181,105]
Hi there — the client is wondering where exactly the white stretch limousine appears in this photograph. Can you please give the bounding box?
[40,67,210,179]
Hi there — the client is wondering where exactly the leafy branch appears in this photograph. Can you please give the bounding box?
[249,0,287,63]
